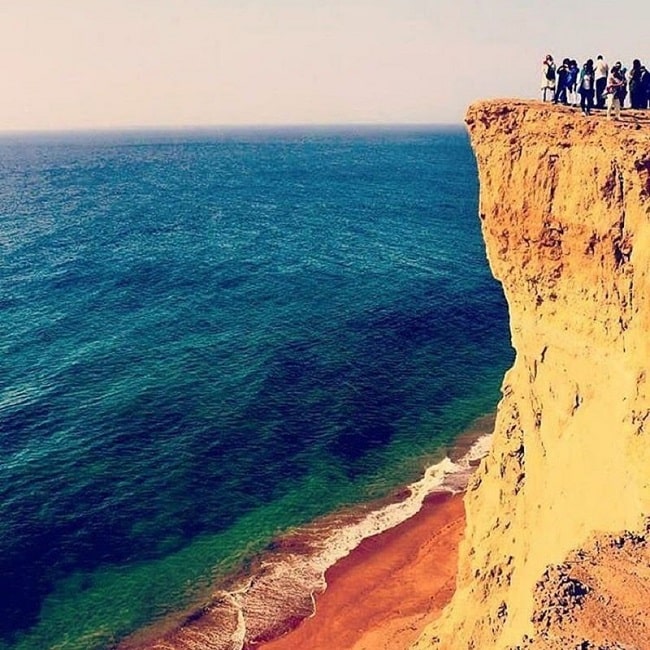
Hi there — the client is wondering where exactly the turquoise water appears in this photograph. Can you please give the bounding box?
[0,126,512,649]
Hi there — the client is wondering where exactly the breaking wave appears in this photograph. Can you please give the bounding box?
[125,433,491,650]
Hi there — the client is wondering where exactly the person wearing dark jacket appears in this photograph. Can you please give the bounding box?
[606,62,626,120]
[553,58,571,105]
[629,59,645,109]
[641,66,650,109]
[567,60,579,106]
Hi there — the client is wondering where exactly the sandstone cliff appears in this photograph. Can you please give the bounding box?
[415,100,650,650]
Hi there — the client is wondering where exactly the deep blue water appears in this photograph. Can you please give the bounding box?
[0,126,512,649]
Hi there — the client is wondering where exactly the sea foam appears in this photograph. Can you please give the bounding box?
[133,434,491,650]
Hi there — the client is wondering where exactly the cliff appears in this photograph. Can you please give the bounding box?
[415,100,650,649]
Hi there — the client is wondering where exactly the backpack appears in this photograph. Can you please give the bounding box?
[545,64,556,81]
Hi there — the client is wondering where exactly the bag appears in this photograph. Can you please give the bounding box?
[545,65,555,81]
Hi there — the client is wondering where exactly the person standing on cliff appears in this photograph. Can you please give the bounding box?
[620,66,629,107]
[628,59,644,109]
[594,55,609,109]
[553,58,571,105]
[606,62,625,120]
[578,59,595,115]
[541,55,556,102]
[641,66,650,109]
[567,60,579,106]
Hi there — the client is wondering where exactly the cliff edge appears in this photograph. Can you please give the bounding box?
[415,100,650,650]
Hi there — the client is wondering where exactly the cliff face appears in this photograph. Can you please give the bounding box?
[415,101,650,649]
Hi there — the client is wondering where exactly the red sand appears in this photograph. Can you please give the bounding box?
[258,491,465,650]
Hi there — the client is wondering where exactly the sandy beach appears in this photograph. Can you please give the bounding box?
[257,491,464,650]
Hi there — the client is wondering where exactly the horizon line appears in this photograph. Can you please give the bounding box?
[0,121,464,137]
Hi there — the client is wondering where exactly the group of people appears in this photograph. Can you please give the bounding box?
[541,54,650,120]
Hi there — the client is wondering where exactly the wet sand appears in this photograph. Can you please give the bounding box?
[258,491,464,650]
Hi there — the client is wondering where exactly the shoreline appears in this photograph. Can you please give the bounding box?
[256,491,464,650]
[122,416,492,650]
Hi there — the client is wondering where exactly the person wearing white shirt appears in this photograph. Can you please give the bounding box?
[594,55,609,109]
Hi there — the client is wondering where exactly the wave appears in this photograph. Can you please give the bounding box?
[123,433,491,650]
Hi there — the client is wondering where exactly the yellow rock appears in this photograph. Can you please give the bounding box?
[414,100,650,650]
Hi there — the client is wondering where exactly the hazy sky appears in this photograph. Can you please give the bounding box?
[2,0,649,130]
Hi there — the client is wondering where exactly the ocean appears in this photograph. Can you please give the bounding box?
[0,126,512,650]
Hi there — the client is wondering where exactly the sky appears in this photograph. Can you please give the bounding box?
[2,0,649,131]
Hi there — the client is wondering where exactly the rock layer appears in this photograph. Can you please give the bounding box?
[415,101,650,649]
